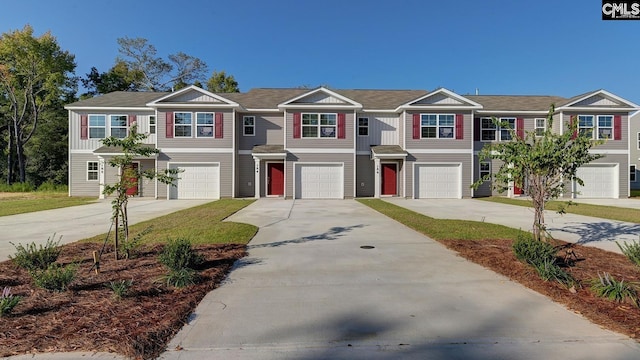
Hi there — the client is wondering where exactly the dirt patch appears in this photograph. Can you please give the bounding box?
[442,238,640,339]
[0,242,246,359]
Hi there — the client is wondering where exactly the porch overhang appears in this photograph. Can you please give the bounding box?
[93,145,159,158]
[251,145,287,160]
[370,145,408,160]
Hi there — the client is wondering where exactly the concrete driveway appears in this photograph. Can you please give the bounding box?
[0,198,211,261]
[160,199,640,360]
[384,198,640,254]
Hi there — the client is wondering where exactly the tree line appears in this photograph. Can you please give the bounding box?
[0,26,240,187]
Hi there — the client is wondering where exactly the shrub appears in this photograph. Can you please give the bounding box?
[533,259,575,287]
[36,181,67,192]
[617,240,640,267]
[512,233,556,266]
[108,279,133,300]
[31,263,78,292]
[0,182,34,192]
[10,235,62,270]
[0,287,21,317]
[119,226,152,259]
[158,238,203,271]
[158,268,198,288]
[591,272,639,307]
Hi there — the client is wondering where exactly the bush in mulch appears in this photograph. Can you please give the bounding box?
[0,242,247,359]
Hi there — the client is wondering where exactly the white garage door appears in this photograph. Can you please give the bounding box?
[575,164,617,198]
[169,164,220,199]
[415,164,461,199]
[296,164,343,199]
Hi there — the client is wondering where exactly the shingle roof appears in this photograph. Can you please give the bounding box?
[467,95,567,112]
[336,89,429,109]
[65,91,170,108]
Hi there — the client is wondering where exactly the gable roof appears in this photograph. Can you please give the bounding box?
[469,95,566,112]
[399,88,482,110]
[65,91,169,109]
[278,87,363,109]
[556,89,639,110]
[146,85,240,108]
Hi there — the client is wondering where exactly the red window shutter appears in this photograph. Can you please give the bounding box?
[412,113,420,139]
[570,116,577,140]
[455,114,464,140]
[474,118,480,141]
[293,113,301,139]
[337,113,346,139]
[614,115,622,140]
[80,114,88,140]
[215,113,223,138]
[128,114,137,126]
[166,112,174,138]
[516,118,524,139]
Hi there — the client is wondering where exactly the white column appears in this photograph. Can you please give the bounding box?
[98,157,106,200]
[374,158,381,198]
[254,157,261,199]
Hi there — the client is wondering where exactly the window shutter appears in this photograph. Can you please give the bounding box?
[570,116,577,140]
[80,114,88,140]
[337,113,346,139]
[215,112,223,138]
[516,118,524,139]
[614,115,622,140]
[128,114,137,126]
[166,112,174,138]
[412,114,420,139]
[455,114,464,140]
[474,118,480,141]
[293,113,301,139]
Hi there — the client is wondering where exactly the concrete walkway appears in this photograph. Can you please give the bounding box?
[384,198,640,254]
[0,198,211,261]
[157,199,640,359]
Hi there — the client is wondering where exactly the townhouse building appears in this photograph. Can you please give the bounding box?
[65,86,638,200]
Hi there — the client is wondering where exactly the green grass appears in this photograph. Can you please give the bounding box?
[84,199,258,245]
[0,192,97,217]
[357,199,525,241]
[477,197,640,224]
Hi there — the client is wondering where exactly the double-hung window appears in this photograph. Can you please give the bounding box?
[174,112,192,137]
[110,115,127,138]
[535,118,546,136]
[480,162,491,180]
[87,161,99,181]
[196,112,214,137]
[597,115,613,139]
[481,117,497,141]
[302,113,336,138]
[358,117,369,136]
[499,118,516,141]
[149,115,156,134]
[481,117,516,141]
[631,165,637,182]
[421,114,454,139]
[89,115,106,139]
[578,115,594,138]
[243,116,255,136]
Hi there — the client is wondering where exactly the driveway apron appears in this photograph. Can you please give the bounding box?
[161,199,640,360]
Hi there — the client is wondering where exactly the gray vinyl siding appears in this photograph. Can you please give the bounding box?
[561,154,629,199]
[562,112,629,151]
[405,153,473,198]
[237,113,284,150]
[237,154,255,197]
[157,109,234,149]
[355,155,374,197]
[285,153,354,199]
[69,153,101,197]
[472,155,494,197]
[405,112,472,150]
[286,111,354,149]
[69,110,155,151]
[473,114,546,153]
[137,159,156,197]
[156,152,233,198]
[355,113,400,151]
[631,112,640,190]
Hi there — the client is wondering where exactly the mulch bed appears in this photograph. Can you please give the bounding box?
[0,242,246,359]
[442,238,640,340]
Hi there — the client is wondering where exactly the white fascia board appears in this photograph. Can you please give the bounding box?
[360,109,400,113]
[475,110,548,115]
[285,148,355,154]
[399,88,484,109]
[588,149,628,155]
[147,85,239,106]
[279,87,362,108]
[278,104,362,110]
[252,153,287,160]
[555,106,638,112]
[409,149,473,154]
[372,153,408,159]
[243,108,282,113]
[150,103,241,109]
[561,89,640,109]
[160,148,234,153]
[64,106,152,111]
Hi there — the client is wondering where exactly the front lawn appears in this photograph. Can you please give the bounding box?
[478,196,640,223]
[0,192,96,217]
[0,199,257,359]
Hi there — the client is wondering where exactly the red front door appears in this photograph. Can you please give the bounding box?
[267,163,284,196]
[381,163,397,196]
[125,163,139,196]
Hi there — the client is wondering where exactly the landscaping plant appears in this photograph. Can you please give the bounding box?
[617,239,640,267]
[9,235,62,270]
[158,238,203,288]
[108,279,133,300]
[0,287,21,317]
[30,263,78,292]
[591,272,639,307]
[512,233,556,266]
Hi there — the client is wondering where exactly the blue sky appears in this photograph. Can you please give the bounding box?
[2,0,639,103]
